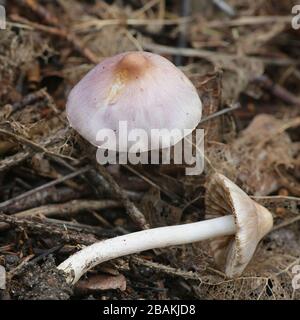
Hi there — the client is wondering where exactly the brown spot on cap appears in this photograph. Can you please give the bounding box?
[116,52,151,79]
[106,53,151,105]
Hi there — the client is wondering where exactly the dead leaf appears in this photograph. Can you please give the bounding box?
[75,274,127,294]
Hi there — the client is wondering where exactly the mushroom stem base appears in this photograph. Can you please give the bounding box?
[58,215,236,284]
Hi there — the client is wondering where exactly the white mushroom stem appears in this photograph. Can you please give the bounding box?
[58,215,236,284]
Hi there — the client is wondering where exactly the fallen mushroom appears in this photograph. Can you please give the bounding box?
[66,51,202,153]
[205,173,273,277]
[57,173,273,284]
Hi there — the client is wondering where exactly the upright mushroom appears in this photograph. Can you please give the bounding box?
[66,51,202,153]
[58,173,273,284]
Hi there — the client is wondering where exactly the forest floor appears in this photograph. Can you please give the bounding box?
[0,0,300,300]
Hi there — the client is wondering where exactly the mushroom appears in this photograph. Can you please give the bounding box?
[57,173,273,284]
[66,51,202,153]
[205,173,273,277]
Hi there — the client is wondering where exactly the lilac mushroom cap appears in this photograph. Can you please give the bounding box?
[66,51,202,152]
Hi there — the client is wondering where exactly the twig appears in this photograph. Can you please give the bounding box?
[0,127,70,172]
[0,127,78,164]
[254,75,300,106]
[254,195,300,231]
[123,29,143,51]
[142,42,299,66]
[15,0,100,64]
[43,218,121,238]
[253,195,300,215]
[25,245,63,265]
[9,14,67,35]
[10,14,99,64]
[122,164,183,202]
[207,15,293,28]
[198,103,240,124]
[6,255,35,279]
[0,166,92,211]
[271,216,300,232]
[0,213,98,245]
[0,199,121,232]
[131,256,201,281]
[212,0,236,17]
[16,0,60,26]
[0,128,52,153]
[0,88,47,118]
[95,163,149,230]
[1,187,85,215]
[8,245,63,279]
[73,17,191,33]
[0,149,31,172]
[8,199,121,220]
[132,0,164,18]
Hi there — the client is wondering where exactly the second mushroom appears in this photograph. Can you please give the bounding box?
[57,173,273,284]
